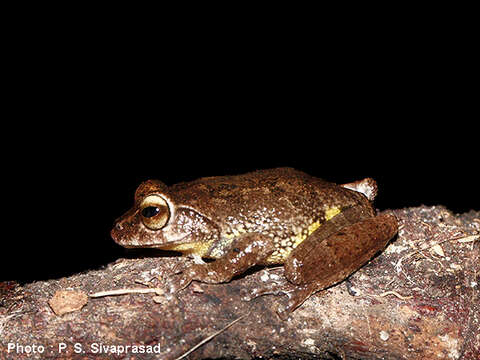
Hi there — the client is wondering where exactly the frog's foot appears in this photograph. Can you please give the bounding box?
[166,272,192,294]
[243,281,294,302]
[166,264,203,293]
[244,280,323,320]
[167,262,236,294]
[163,261,193,293]
[275,283,319,320]
[170,260,187,275]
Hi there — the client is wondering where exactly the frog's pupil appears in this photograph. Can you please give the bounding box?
[142,206,160,218]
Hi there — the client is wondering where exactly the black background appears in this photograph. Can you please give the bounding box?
[3,26,478,283]
[5,112,477,283]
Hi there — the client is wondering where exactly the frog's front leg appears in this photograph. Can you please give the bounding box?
[169,233,273,293]
[280,207,398,316]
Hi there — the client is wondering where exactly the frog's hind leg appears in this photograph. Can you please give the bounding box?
[280,207,398,316]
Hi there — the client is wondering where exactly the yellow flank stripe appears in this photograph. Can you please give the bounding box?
[325,206,341,221]
[307,220,321,234]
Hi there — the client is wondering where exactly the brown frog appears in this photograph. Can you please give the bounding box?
[111,168,397,316]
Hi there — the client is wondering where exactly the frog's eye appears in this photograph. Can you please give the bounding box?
[140,195,170,230]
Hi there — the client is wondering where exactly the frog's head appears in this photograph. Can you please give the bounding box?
[111,180,219,252]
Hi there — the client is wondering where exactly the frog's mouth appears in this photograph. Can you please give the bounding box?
[113,228,194,249]
[120,235,213,258]
[132,235,192,249]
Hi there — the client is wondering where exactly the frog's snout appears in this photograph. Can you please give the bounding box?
[111,217,131,245]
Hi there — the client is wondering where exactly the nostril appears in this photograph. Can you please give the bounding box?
[115,222,123,230]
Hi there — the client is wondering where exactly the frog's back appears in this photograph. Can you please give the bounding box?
[168,167,367,220]
[169,167,320,203]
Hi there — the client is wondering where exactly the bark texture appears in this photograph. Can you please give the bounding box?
[1,206,479,360]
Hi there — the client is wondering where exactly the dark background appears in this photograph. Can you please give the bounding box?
[5,118,477,283]
[3,24,478,283]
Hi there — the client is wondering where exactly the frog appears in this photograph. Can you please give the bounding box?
[111,168,398,316]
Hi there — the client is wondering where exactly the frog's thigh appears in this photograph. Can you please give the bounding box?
[279,212,397,315]
[284,210,398,287]
[185,233,274,284]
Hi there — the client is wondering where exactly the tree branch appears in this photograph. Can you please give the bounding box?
[1,206,479,359]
